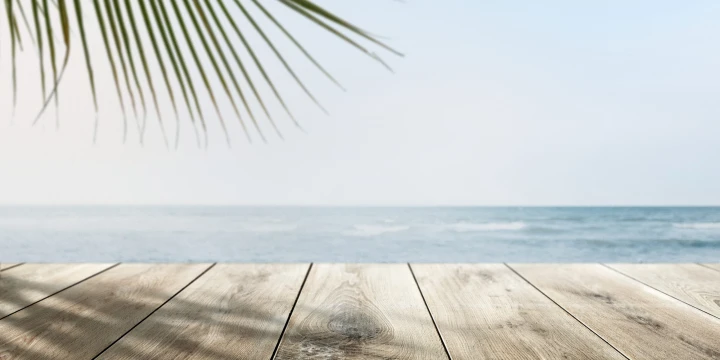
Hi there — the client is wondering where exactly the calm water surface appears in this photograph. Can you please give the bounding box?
[2,207,720,262]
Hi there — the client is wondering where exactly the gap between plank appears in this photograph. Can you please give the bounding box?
[0,263,121,321]
[91,263,218,360]
[503,263,631,360]
[407,263,452,360]
[601,263,720,321]
[270,263,314,360]
[697,263,720,274]
[0,263,24,272]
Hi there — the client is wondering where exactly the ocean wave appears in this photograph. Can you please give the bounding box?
[449,222,527,232]
[347,224,410,237]
[673,222,720,230]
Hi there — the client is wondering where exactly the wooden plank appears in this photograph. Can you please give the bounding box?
[412,264,625,359]
[607,263,720,318]
[511,264,720,359]
[701,263,720,272]
[0,263,210,360]
[0,263,21,272]
[274,264,448,360]
[1,263,115,318]
[97,264,310,360]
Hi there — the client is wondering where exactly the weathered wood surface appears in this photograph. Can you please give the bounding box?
[274,264,448,360]
[0,263,115,318]
[607,263,720,318]
[412,264,625,359]
[0,264,210,359]
[1,263,719,359]
[97,264,309,360]
[512,264,720,359]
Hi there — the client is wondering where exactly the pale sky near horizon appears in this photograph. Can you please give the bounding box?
[1,0,720,205]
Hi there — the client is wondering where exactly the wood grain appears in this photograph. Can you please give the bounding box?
[412,264,625,359]
[607,263,720,318]
[97,264,310,360]
[511,264,720,359]
[274,264,448,360]
[0,263,114,318]
[0,263,210,360]
[701,264,720,272]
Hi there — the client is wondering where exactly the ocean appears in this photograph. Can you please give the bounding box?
[1,206,719,263]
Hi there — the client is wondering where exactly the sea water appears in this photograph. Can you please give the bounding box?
[1,206,719,263]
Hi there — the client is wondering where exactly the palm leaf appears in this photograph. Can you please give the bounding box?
[31,0,47,103]
[202,0,266,142]
[42,0,60,127]
[152,0,210,145]
[183,0,252,143]
[252,0,345,91]
[91,0,130,141]
[72,0,99,141]
[166,0,232,145]
[5,0,18,117]
[110,0,152,141]
[1,0,400,145]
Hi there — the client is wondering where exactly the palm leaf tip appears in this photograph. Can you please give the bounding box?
[3,0,401,145]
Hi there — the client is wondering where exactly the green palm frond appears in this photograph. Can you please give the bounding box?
[1,0,401,146]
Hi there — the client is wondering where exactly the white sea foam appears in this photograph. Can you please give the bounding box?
[347,224,410,236]
[673,222,720,230]
[449,222,527,232]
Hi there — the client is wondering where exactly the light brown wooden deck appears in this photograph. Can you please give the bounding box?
[0,263,719,359]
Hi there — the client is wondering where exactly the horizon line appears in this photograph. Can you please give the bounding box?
[1,204,720,208]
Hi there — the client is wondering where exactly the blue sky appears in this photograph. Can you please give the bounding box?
[0,0,719,205]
